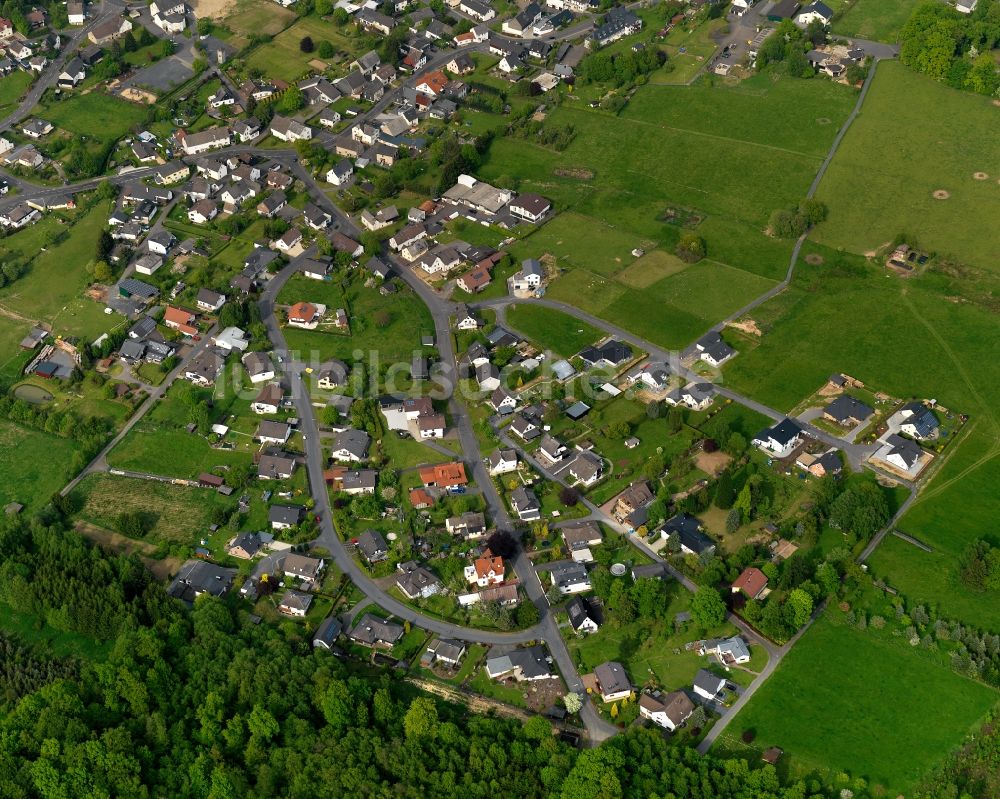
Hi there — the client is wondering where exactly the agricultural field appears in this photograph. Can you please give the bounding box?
[716,611,998,794]
[831,0,923,43]
[869,427,1000,631]
[813,61,1000,272]
[0,420,81,511]
[71,473,235,548]
[505,303,601,358]
[482,73,849,348]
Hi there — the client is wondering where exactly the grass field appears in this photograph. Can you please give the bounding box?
[0,71,32,116]
[278,274,434,367]
[832,0,922,42]
[717,612,998,793]
[38,92,147,146]
[0,420,80,511]
[869,427,1000,630]
[813,61,1000,271]
[547,259,777,349]
[72,473,234,546]
[0,199,123,341]
[505,303,601,358]
[245,17,366,82]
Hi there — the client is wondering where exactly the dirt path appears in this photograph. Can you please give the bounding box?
[0,302,37,324]
[74,521,183,580]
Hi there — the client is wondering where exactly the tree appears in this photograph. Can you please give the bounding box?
[373,310,391,328]
[317,39,334,58]
[676,233,706,264]
[300,35,315,53]
[315,0,333,14]
[714,471,735,509]
[559,486,580,506]
[690,586,726,629]
[278,86,305,114]
[563,692,582,714]
[332,6,349,24]
[197,17,213,35]
[786,588,813,628]
[403,697,438,740]
[725,508,741,534]
[607,421,630,439]
[485,529,518,559]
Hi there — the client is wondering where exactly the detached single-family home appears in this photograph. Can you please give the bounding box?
[278,589,313,617]
[184,349,225,387]
[732,567,769,600]
[465,550,505,587]
[488,448,518,475]
[550,561,591,595]
[349,613,403,648]
[446,511,487,539]
[258,453,297,480]
[226,532,262,560]
[898,401,939,439]
[242,351,276,384]
[326,159,353,187]
[356,529,388,564]
[58,57,86,88]
[269,504,303,530]
[510,485,541,521]
[252,383,284,415]
[422,638,467,667]
[701,636,751,665]
[287,301,322,329]
[331,428,371,462]
[693,669,727,701]
[796,1,833,26]
[396,561,442,599]
[752,418,804,457]
[196,288,225,312]
[509,193,551,222]
[661,513,716,556]
[566,596,599,634]
[823,394,874,427]
[485,645,552,681]
[593,661,632,703]
[270,116,312,142]
[690,331,736,367]
[639,690,695,731]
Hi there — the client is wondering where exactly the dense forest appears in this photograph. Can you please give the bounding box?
[0,516,994,798]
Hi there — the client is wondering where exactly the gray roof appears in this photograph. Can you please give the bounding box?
[350,612,403,646]
[885,433,923,468]
[693,668,726,696]
[333,428,371,459]
[550,561,589,589]
[566,595,597,631]
[279,589,313,614]
[357,528,388,561]
[268,504,303,526]
[486,644,551,679]
[167,560,236,601]
[313,616,343,647]
[594,661,631,695]
[824,394,874,424]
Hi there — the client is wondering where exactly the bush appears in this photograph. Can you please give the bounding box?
[676,233,706,263]
[300,36,314,53]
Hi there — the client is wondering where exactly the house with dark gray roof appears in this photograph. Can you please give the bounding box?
[356,529,388,563]
[824,395,874,426]
[167,560,237,603]
[349,613,404,648]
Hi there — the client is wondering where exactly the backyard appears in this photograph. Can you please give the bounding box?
[715,610,998,794]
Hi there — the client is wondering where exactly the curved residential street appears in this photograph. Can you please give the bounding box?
[13,2,906,749]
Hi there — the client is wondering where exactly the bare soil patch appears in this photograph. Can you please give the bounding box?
[932,189,950,200]
[804,252,824,265]
[75,521,182,580]
[191,0,235,20]
[554,167,593,180]
[972,172,989,180]
[726,317,761,337]
[694,450,732,477]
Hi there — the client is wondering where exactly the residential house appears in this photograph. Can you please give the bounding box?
[283,553,325,582]
[578,339,633,369]
[445,511,487,539]
[879,433,925,473]
[252,383,284,415]
[167,560,236,602]
[257,452,297,480]
[418,461,467,489]
[489,387,518,414]
[396,561,441,599]
[326,159,353,187]
[465,550,505,587]
[661,513,716,556]
[591,6,642,47]
[509,193,551,222]
[187,198,218,224]
[693,669,727,701]
[824,394,874,427]
[457,264,492,293]
[88,15,132,44]
[488,448,518,475]
[752,418,804,457]
[58,57,86,87]
[898,401,939,439]
[196,288,225,313]
[349,613,404,648]
[226,532,262,560]
[561,520,603,563]
[568,450,603,487]
[356,529,388,564]
[254,420,291,445]
[163,306,198,336]
[331,428,371,461]
[701,636,751,665]
[732,567,768,600]
[313,617,343,649]
[485,645,552,681]
[593,661,632,702]
[510,412,541,442]
[639,690,695,731]
[233,118,261,142]
[270,116,312,142]
[422,638,467,667]
[278,589,313,617]
[691,330,736,367]
[796,1,833,26]
[269,504,303,530]
[550,561,591,595]
[287,301,322,329]
[566,595,599,634]
[317,359,349,388]
[177,126,231,156]
[510,485,541,521]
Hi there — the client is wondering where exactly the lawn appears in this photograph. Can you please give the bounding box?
[222,0,296,41]
[506,303,601,358]
[812,61,1000,272]
[278,274,434,369]
[0,420,81,511]
[71,473,236,548]
[716,612,998,794]
[0,71,32,116]
[37,91,148,146]
[831,0,923,43]
[0,606,110,662]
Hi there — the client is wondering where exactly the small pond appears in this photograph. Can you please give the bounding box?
[13,383,54,405]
